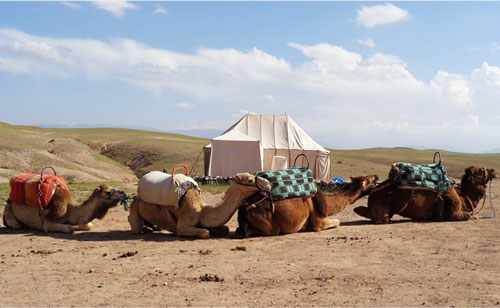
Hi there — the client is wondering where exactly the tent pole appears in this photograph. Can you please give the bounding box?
[190,149,204,176]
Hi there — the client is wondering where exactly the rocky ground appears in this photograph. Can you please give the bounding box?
[1,191,499,307]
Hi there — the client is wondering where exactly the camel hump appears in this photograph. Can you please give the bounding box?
[138,171,200,207]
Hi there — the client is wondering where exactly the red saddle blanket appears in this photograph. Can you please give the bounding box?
[9,173,69,209]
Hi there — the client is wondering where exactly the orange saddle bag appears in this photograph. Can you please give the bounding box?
[9,167,69,209]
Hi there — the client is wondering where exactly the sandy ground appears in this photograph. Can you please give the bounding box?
[1,193,500,307]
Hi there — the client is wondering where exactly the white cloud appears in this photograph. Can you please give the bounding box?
[92,1,138,17]
[430,71,471,106]
[489,43,500,52]
[154,4,167,15]
[289,42,362,72]
[60,1,82,9]
[2,29,500,152]
[356,3,410,28]
[263,94,275,102]
[357,38,376,48]
[174,102,194,110]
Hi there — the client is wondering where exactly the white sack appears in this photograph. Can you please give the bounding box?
[137,171,200,207]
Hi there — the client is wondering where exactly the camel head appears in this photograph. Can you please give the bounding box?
[234,173,272,192]
[464,166,497,187]
[349,174,379,197]
[93,184,128,208]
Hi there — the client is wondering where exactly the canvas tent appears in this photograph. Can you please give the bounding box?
[204,114,331,181]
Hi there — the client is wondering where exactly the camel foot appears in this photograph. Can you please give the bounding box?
[234,226,247,238]
[207,225,230,236]
[177,224,210,239]
[197,229,210,239]
[43,222,74,233]
[323,218,340,230]
[73,222,94,231]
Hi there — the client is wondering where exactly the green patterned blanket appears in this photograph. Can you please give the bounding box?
[255,167,317,201]
[389,162,451,191]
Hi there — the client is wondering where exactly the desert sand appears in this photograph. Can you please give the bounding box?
[1,192,499,307]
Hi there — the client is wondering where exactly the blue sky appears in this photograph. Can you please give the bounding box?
[1,1,500,152]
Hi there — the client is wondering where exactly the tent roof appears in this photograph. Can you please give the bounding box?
[213,130,260,142]
[221,114,329,153]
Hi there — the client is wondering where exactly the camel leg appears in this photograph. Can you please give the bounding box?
[354,206,372,220]
[176,222,210,239]
[308,205,340,231]
[73,222,94,231]
[3,202,24,229]
[128,198,145,234]
[354,205,390,224]
[245,213,280,236]
[449,210,471,221]
[43,220,74,233]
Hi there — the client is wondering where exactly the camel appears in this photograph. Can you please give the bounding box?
[3,184,128,233]
[354,166,497,224]
[127,172,272,239]
[236,174,379,237]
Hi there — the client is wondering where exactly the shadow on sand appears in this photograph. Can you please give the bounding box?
[0,227,241,242]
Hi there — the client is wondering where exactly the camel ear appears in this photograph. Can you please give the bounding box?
[94,186,102,194]
[465,166,474,176]
[234,174,242,182]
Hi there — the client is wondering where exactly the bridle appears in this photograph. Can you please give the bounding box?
[233,177,262,189]
[465,167,496,217]
[96,188,129,210]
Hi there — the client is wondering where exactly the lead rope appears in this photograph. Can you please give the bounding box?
[480,181,495,219]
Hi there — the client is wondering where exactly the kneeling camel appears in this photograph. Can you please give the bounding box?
[128,173,272,239]
[354,166,497,224]
[237,174,379,237]
[3,184,127,233]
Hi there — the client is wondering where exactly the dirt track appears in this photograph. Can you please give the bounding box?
[1,194,500,307]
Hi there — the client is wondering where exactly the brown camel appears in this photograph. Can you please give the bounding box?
[354,166,497,224]
[127,173,272,239]
[3,184,128,233]
[237,174,379,237]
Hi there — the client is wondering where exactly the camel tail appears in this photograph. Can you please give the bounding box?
[353,206,372,220]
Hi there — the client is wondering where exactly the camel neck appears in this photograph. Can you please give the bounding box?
[67,193,108,225]
[199,183,257,227]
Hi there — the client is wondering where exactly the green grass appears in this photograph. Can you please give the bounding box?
[0,183,9,209]
[199,184,230,194]
[2,121,500,185]
[330,147,500,180]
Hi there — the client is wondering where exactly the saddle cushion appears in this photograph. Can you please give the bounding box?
[137,171,200,207]
[9,173,69,208]
[256,167,317,201]
[389,162,451,191]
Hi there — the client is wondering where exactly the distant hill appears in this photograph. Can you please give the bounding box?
[1,121,500,183]
[167,129,224,139]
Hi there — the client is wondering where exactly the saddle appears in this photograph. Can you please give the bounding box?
[137,164,200,208]
[255,154,317,201]
[388,152,452,192]
[9,167,69,209]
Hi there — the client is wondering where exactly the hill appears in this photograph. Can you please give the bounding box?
[1,122,500,184]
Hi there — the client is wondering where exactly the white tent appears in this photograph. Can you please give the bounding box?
[204,114,331,181]
[208,130,263,177]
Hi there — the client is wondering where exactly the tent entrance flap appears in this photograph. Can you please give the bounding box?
[208,132,263,177]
